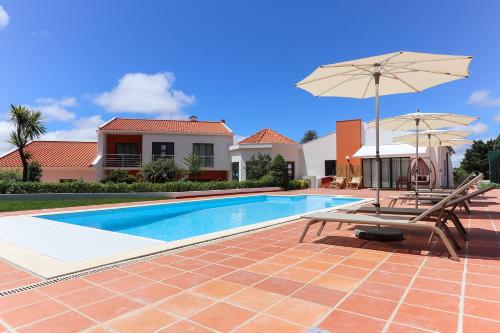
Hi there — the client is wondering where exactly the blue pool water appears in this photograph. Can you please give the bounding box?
[38,195,363,242]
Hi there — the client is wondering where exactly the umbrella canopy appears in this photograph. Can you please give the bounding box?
[295,51,472,98]
[367,112,477,130]
[394,129,471,146]
[296,51,473,214]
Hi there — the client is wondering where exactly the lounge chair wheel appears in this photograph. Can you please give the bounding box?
[355,227,404,241]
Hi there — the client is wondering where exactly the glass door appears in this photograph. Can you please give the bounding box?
[232,162,239,181]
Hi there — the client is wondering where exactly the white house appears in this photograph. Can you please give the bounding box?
[0,116,455,189]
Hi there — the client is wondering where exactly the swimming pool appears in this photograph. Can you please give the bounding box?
[38,195,365,243]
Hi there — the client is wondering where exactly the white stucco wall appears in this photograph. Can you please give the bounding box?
[229,143,303,181]
[302,132,337,181]
[42,167,97,182]
[141,133,233,171]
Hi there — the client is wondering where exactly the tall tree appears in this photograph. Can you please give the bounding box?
[8,105,46,181]
[460,137,498,179]
[300,130,318,144]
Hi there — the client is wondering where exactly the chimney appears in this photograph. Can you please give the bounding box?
[189,115,198,121]
[220,119,225,123]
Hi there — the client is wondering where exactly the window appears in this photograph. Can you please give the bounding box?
[232,162,239,180]
[116,143,137,155]
[152,142,174,160]
[286,161,295,180]
[193,143,214,167]
[325,160,336,176]
[362,157,410,189]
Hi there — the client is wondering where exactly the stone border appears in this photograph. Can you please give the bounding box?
[0,187,281,201]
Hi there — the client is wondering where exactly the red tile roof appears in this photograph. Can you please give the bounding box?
[100,118,232,136]
[0,141,97,168]
[238,128,297,144]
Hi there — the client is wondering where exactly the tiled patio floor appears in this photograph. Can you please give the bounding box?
[0,189,499,332]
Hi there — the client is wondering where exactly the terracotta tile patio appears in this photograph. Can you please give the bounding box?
[0,188,499,332]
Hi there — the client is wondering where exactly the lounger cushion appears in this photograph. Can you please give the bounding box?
[301,212,412,224]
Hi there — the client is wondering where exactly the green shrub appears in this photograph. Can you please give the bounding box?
[0,179,276,194]
[140,159,179,183]
[27,160,43,182]
[267,154,289,188]
[183,153,202,179]
[0,168,22,182]
[286,179,309,190]
[245,152,272,180]
[102,169,136,184]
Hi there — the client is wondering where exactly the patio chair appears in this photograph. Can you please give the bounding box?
[329,176,346,189]
[298,175,483,261]
[346,176,362,189]
[339,184,495,243]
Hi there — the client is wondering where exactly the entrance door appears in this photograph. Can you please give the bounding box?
[232,162,239,181]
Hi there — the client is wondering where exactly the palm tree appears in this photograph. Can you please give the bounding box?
[8,105,46,181]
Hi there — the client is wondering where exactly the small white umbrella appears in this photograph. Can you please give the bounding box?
[394,129,472,191]
[368,112,477,206]
[394,129,471,146]
[296,51,473,214]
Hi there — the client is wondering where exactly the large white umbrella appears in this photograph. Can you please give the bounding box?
[296,51,473,214]
[368,112,477,205]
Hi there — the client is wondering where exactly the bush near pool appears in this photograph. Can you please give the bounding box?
[0,179,308,194]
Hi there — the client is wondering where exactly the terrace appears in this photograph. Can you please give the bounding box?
[0,188,498,333]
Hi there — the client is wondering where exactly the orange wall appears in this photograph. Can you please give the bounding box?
[106,135,143,154]
[336,119,362,168]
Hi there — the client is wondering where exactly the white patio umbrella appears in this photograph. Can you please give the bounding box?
[394,129,472,192]
[296,51,473,215]
[393,129,471,146]
[368,112,477,206]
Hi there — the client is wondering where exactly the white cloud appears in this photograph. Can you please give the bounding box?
[494,112,500,123]
[41,115,103,141]
[35,97,77,122]
[0,120,15,156]
[0,5,9,30]
[467,90,500,107]
[233,135,247,144]
[94,72,195,119]
[452,121,488,135]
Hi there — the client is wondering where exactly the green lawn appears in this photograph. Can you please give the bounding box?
[0,197,168,212]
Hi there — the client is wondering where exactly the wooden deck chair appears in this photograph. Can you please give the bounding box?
[329,176,345,189]
[346,176,362,189]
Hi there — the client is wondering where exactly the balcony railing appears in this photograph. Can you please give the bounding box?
[104,154,142,168]
[199,155,214,168]
[152,154,174,161]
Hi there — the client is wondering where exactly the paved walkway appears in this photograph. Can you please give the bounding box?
[0,188,498,333]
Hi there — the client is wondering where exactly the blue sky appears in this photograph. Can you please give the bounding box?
[0,1,499,164]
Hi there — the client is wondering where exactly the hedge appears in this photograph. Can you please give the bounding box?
[0,179,281,194]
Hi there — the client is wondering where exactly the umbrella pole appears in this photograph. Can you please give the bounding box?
[353,66,403,242]
[415,117,420,208]
[428,134,432,191]
[374,70,381,216]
